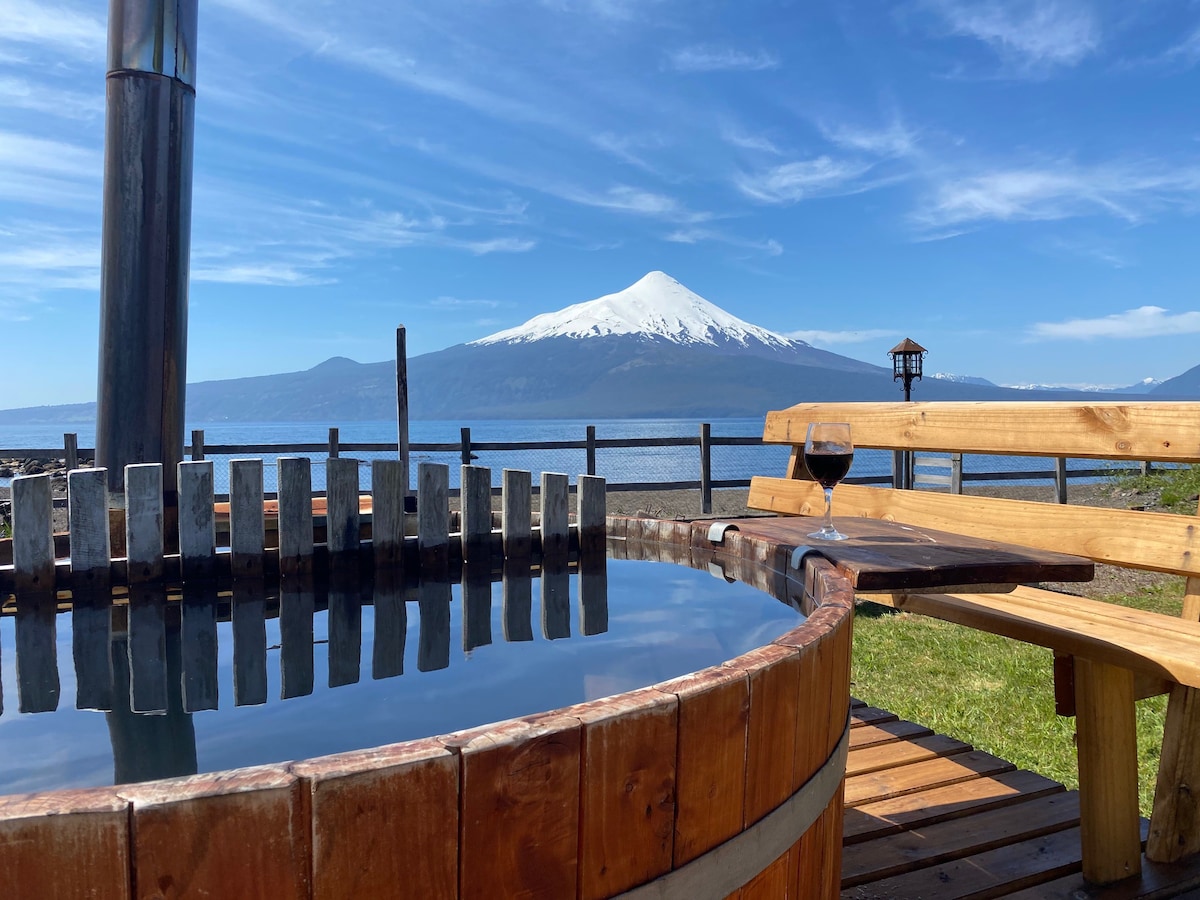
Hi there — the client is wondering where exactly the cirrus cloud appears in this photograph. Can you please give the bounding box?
[1030,306,1200,340]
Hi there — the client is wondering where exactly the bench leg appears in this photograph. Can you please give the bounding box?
[1147,684,1200,863]
[1075,657,1141,884]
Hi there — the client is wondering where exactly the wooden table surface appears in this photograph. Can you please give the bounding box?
[717,516,1094,593]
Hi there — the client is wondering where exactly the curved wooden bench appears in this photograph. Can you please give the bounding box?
[749,400,1200,886]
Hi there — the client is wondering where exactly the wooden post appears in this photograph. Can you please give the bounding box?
[326,457,360,555]
[586,425,597,477]
[461,465,492,560]
[460,427,472,467]
[12,474,54,593]
[577,475,606,555]
[63,433,79,472]
[1074,657,1141,884]
[540,472,569,559]
[1054,457,1068,504]
[69,467,113,711]
[328,427,340,459]
[396,325,410,499]
[277,457,313,578]
[372,459,406,571]
[891,451,904,490]
[190,429,205,461]
[502,469,532,559]
[949,452,963,494]
[125,463,164,585]
[700,423,713,515]
[418,462,449,573]
[1147,684,1200,862]
[177,461,215,581]
[229,459,265,580]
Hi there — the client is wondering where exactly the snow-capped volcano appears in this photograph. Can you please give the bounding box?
[472,271,805,352]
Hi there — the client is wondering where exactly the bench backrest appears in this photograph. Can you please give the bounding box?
[749,401,1200,580]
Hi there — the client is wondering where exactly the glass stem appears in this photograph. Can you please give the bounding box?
[823,487,834,532]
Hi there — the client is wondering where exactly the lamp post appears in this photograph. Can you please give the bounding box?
[888,339,926,488]
[889,338,927,403]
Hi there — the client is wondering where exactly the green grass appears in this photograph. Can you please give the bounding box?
[1111,462,1200,513]
[850,582,1180,817]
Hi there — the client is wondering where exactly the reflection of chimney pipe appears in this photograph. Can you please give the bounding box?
[97,1,198,497]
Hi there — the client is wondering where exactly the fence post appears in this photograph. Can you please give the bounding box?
[950,453,963,494]
[460,427,472,466]
[63,433,79,471]
[396,325,410,497]
[328,427,340,459]
[700,423,712,515]
[892,451,904,489]
[586,425,597,477]
[190,429,205,461]
[1055,457,1068,504]
[1141,460,1153,477]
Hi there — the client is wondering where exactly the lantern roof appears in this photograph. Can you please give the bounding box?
[888,338,927,355]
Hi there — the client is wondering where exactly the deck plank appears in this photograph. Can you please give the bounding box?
[846,733,972,778]
[845,749,1016,807]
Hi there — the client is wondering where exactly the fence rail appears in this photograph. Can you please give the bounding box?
[0,424,1164,520]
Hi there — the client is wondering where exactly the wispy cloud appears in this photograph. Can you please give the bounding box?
[539,0,666,21]
[466,237,537,254]
[819,120,916,158]
[1031,306,1200,340]
[665,228,782,256]
[786,328,897,345]
[429,296,502,310]
[0,76,103,120]
[0,1,107,57]
[925,0,1100,72]
[721,126,782,155]
[0,130,101,209]
[667,45,780,73]
[913,162,1200,231]
[735,156,874,203]
[1154,25,1200,70]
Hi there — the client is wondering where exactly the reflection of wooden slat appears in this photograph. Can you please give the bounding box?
[15,591,59,713]
[327,574,362,689]
[579,557,607,636]
[326,457,359,555]
[417,579,451,672]
[370,572,405,680]
[462,558,492,652]
[178,461,215,580]
[127,586,167,714]
[72,590,113,711]
[502,469,532,558]
[232,583,267,707]
[180,585,218,712]
[502,559,533,642]
[278,583,315,699]
[229,460,264,580]
[277,457,312,578]
[126,464,164,585]
[12,474,53,593]
[540,472,569,559]
[541,560,570,640]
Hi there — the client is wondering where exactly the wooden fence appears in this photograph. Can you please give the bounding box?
[3,460,606,598]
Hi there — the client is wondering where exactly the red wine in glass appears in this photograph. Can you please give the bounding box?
[804,423,853,540]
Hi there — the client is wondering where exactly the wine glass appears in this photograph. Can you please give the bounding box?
[804,423,854,541]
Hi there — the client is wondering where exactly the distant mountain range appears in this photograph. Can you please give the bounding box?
[931,372,1165,394]
[0,271,1186,425]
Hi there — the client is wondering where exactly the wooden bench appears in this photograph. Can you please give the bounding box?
[747,401,1200,886]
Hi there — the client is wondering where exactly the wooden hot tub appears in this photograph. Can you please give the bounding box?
[0,514,854,899]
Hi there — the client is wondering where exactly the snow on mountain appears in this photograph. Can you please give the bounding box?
[931,372,997,387]
[471,271,805,352]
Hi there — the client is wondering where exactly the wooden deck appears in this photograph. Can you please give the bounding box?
[842,699,1200,899]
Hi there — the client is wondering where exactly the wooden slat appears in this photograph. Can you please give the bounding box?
[842,791,1080,887]
[68,468,110,592]
[882,588,1200,689]
[229,459,264,580]
[844,749,1016,807]
[573,688,677,900]
[501,469,532,559]
[370,459,405,570]
[125,464,163,585]
[578,474,606,554]
[764,401,1200,461]
[1075,657,1141,884]
[276,457,313,578]
[843,769,1065,843]
[731,644,801,827]
[325,457,359,555]
[540,472,569,559]
[177,461,215,580]
[842,825,1086,898]
[749,476,1200,577]
[846,733,972,778]
[1147,684,1200,863]
[11,473,53,593]
[461,465,492,560]
[418,463,449,573]
[847,720,932,750]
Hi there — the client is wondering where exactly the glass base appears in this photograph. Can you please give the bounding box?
[808,525,849,541]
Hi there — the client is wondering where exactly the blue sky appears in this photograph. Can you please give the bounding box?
[2,0,1199,408]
